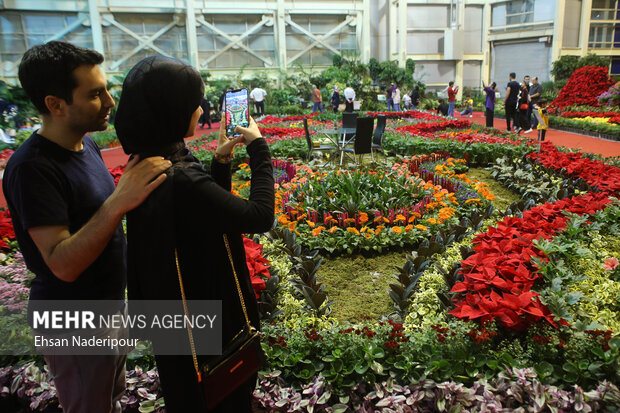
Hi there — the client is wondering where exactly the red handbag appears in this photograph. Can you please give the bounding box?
[520,103,528,110]
[174,234,264,410]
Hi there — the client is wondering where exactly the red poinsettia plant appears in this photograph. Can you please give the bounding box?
[0,209,16,250]
[552,66,615,109]
[396,120,471,136]
[528,143,620,196]
[450,192,612,331]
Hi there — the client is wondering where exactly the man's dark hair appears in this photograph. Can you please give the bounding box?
[449,81,454,87]
[346,83,351,87]
[438,98,445,103]
[509,72,516,79]
[491,82,496,88]
[18,41,104,114]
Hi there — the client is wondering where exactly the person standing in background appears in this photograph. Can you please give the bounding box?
[410,86,420,110]
[392,85,401,112]
[517,80,530,133]
[447,81,459,118]
[482,81,497,128]
[504,72,520,132]
[249,86,267,117]
[386,84,394,111]
[311,85,323,113]
[199,96,211,129]
[534,100,549,142]
[344,84,355,112]
[331,85,340,114]
[528,76,542,130]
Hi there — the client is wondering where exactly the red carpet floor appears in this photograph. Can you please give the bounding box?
[1,115,619,208]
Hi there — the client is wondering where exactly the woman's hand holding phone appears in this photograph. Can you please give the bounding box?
[234,117,262,145]
[215,115,262,156]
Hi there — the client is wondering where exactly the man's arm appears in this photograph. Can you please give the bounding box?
[504,88,511,104]
[28,156,171,282]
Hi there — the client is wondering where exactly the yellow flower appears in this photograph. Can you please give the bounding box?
[238,163,248,169]
[347,227,360,235]
[415,224,428,231]
[312,227,324,236]
[364,233,372,239]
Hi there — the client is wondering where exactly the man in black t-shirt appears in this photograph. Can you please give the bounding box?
[504,72,520,132]
[436,99,449,116]
[3,41,171,413]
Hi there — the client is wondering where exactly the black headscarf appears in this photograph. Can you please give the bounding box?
[115,55,204,155]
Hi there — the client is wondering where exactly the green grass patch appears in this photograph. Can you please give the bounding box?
[467,167,521,212]
[318,251,405,322]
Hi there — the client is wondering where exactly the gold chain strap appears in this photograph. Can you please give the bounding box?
[174,234,252,384]
[223,234,252,329]
[174,248,201,382]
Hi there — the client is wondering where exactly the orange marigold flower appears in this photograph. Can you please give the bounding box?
[359,212,369,224]
[278,215,290,225]
[426,218,437,224]
[404,224,413,232]
[329,226,339,233]
[415,224,428,231]
[465,198,481,204]
[344,218,356,224]
[306,220,316,228]
[238,163,249,169]
[395,214,406,223]
[347,227,360,235]
[312,227,323,236]
[364,233,372,239]
[288,223,296,231]
[392,226,402,234]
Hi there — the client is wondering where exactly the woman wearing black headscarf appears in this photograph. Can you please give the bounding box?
[115,56,274,412]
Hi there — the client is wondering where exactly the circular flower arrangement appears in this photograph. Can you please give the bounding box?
[275,155,493,253]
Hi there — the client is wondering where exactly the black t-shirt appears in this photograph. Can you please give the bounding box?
[506,81,520,104]
[2,133,126,301]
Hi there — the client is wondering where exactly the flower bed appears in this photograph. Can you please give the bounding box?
[450,192,612,331]
[552,66,615,109]
[528,143,620,196]
[395,119,471,135]
[274,155,493,254]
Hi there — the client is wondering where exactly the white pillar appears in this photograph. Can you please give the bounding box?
[276,0,287,72]
[579,0,592,57]
[398,0,407,67]
[482,2,491,84]
[88,0,104,55]
[361,0,371,63]
[388,0,396,60]
[185,0,199,68]
[551,0,565,65]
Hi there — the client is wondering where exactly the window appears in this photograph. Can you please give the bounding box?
[591,0,618,20]
[589,23,614,47]
[506,0,534,25]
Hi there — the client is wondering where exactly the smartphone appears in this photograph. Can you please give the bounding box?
[225,89,250,136]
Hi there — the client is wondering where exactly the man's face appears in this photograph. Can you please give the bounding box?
[533,77,539,85]
[525,76,530,83]
[66,64,114,134]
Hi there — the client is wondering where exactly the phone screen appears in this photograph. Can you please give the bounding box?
[225,89,250,136]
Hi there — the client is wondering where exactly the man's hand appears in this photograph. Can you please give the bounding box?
[107,155,171,215]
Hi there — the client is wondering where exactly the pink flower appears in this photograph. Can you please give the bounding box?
[604,257,619,271]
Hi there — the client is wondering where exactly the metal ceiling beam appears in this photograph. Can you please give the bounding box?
[102,14,176,70]
[285,15,347,65]
[196,15,274,68]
